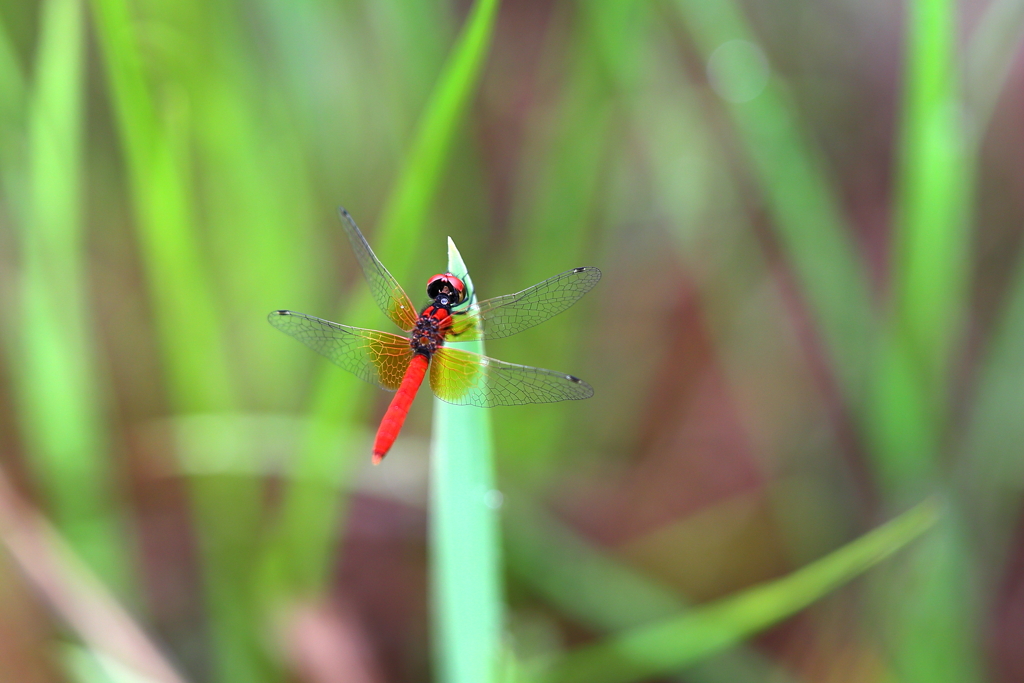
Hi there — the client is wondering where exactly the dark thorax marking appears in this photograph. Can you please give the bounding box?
[410,301,452,358]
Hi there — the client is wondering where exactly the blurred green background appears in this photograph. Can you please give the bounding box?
[2,0,1024,681]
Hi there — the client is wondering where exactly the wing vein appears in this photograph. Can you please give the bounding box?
[269,310,413,390]
[429,346,593,406]
[450,267,601,341]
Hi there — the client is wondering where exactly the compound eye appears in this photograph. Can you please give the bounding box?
[426,273,466,304]
[446,274,466,304]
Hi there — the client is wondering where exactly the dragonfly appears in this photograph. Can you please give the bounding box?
[269,208,601,464]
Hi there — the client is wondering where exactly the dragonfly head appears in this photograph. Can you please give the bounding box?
[426,272,466,307]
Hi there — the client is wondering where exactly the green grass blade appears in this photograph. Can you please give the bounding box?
[960,0,1024,527]
[0,12,23,101]
[87,0,155,195]
[13,0,131,592]
[960,251,1024,558]
[667,5,979,681]
[88,2,267,680]
[850,0,971,498]
[193,87,319,409]
[671,0,876,410]
[889,0,970,401]
[506,501,803,683]
[541,499,940,683]
[508,503,689,632]
[864,3,982,681]
[431,237,502,683]
[375,0,500,254]
[872,520,981,683]
[0,14,26,215]
[490,10,615,479]
[262,0,501,598]
[88,0,234,410]
[964,0,1024,146]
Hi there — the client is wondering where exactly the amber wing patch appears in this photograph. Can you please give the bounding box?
[429,347,593,407]
[338,208,419,331]
[269,310,413,390]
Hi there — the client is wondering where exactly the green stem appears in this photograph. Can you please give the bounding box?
[431,237,503,683]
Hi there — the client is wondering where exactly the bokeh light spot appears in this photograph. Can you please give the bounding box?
[707,39,770,103]
[483,489,504,509]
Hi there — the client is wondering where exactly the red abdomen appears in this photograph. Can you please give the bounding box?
[373,354,429,464]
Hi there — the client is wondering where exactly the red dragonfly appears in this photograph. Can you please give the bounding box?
[270,208,600,464]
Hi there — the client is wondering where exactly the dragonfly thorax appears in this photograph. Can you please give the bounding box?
[410,305,452,357]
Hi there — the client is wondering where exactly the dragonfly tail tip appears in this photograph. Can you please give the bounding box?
[372,452,385,466]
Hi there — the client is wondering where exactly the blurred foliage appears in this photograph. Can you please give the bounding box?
[2,0,1024,682]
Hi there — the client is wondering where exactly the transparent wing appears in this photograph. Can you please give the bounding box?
[448,267,601,341]
[429,346,593,407]
[269,310,413,390]
[338,207,419,331]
